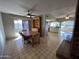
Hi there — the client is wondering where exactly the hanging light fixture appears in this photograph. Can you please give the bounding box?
[65,16,69,19]
[65,15,70,19]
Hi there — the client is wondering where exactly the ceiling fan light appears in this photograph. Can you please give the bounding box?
[27,15,30,17]
[65,16,69,19]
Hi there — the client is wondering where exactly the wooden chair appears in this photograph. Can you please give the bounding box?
[31,33,40,47]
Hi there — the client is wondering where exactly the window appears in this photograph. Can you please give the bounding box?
[22,21,29,31]
[50,22,60,28]
[14,20,23,32]
[60,21,75,41]
[61,21,74,29]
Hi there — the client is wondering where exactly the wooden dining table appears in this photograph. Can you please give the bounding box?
[20,31,40,46]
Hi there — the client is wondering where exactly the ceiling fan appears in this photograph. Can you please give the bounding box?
[65,15,70,19]
[26,9,36,18]
[26,4,40,18]
[64,14,74,19]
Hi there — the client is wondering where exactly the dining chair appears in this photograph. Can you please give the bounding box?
[31,33,40,47]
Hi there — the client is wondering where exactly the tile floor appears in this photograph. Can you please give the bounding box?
[0,32,63,59]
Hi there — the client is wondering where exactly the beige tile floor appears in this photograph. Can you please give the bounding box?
[0,32,63,59]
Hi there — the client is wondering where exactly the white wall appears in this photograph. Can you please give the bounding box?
[2,13,16,39]
[2,13,28,39]
[0,12,6,49]
[0,13,5,40]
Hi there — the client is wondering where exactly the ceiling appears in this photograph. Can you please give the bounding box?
[0,0,77,18]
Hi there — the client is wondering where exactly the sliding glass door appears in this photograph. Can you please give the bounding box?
[14,20,23,33]
[14,20,30,36]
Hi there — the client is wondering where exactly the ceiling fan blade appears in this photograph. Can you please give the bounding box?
[31,14,36,16]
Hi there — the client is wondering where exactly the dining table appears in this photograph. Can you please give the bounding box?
[20,31,40,46]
